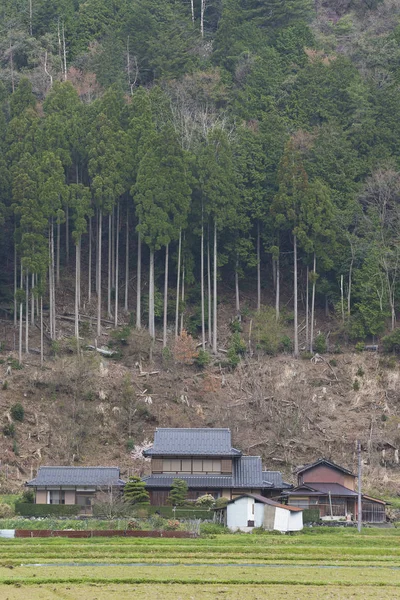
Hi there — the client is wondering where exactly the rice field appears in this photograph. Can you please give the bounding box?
[1,528,400,599]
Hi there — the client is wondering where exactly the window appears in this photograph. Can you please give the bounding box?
[48,490,65,505]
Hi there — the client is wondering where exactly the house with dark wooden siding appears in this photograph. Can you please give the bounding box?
[142,428,291,505]
[282,458,386,523]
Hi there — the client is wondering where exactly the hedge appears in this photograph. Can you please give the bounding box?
[15,503,81,517]
[136,505,212,520]
[302,508,321,523]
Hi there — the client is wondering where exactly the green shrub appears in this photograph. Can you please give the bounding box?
[329,359,337,367]
[230,319,242,333]
[0,503,14,518]
[279,335,292,353]
[124,475,150,505]
[196,349,211,368]
[20,489,34,504]
[110,326,131,346]
[314,333,327,354]
[300,352,313,360]
[3,422,15,437]
[302,508,321,523]
[10,403,24,422]
[195,494,215,508]
[253,307,283,355]
[167,479,188,506]
[383,329,400,354]
[2,380,8,390]
[126,438,135,451]
[200,522,229,535]
[353,378,360,391]
[356,366,365,377]
[15,503,81,517]
[214,497,229,509]
[355,341,365,353]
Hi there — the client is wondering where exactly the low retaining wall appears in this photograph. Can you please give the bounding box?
[15,529,197,538]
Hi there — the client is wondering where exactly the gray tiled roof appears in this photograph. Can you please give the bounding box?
[234,456,263,487]
[296,458,354,477]
[143,428,242,457]
[262,471,293,489]
[141,474,233,488]
[284,483,358,497]
[27,467,125,487]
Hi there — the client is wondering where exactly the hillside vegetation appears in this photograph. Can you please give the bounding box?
[1,1,400,492]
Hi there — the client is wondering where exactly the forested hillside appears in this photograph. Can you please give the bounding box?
[1,0,400,354]
[1,1,400,489]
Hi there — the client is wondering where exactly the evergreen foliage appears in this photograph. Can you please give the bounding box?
[123,476,150,505]
[167,479,189,506]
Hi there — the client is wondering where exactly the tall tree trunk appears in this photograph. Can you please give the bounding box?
[257,221,261,311]
[200,0,206,37]
[235,255,240,314]
[310,253,316,353]
[62,20,67,81]
[75,240,80,340]
[200,217,205,351]
[88,216,92,302]
[19,265,23,364]
[65,205,69,265]
[212,221,217,354]
[95,209,99,295]
[107,213,112,318]
[149,248,155,338]
[136,226,141,330]
[305,265,309,350]
[175,229,182,338]
[180,255,185,334]
[48,228,53,340]
[14,242,17,327]
[114,203,120,327]
[97,209,102,337]
[77,238,81,310]
[272,257,276,290]
[50,219,56,340]
[293,235,299,358]
[111,206,115,289]
[25,272,29,354]
[207,225,212,347]
[275,253,280,321]
[124,205,129,312]
[56,220,60,285]
[40,296,44,367]
[31,273,35,326]
[163,243,169,347]
[190,0,194,22]
[348,256,354,316]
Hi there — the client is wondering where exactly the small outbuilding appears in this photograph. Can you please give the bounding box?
[215,493,303,533]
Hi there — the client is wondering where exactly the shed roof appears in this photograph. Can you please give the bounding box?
[296,458,355,477]
[143,428,242,457]
[26,467,125,487]
[224,493,303,512]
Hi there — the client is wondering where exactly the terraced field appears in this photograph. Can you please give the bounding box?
[1,528,400,599]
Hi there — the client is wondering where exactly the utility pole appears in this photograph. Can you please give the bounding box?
[357,440,362,533]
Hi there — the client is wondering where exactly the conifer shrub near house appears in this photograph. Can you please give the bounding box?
[123,475,150,505]
[10,403,24,422]
[167,479,188,506]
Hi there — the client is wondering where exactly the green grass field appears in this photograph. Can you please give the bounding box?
[1,528,400,598]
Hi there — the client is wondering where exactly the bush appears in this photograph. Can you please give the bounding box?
[20,489,34,504]
[200,522,228,535]
[3,423,15,437]
[167,479,188,506]
[253,307,283,356]
[383,329,400,354]
[15,503,81,517]
[353,379,360,391]
[0,503,14,518]
[10,403,24,422]
[302,508,321,523]
[279,335,292,353]
[123,475,150,505]
[314,333,327,354]
[195,494,215,508]
[196,349,211,369]
[227,332,246,368]
[214,497,229,509]
[230,319,242,333]
[110,326,131,346]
